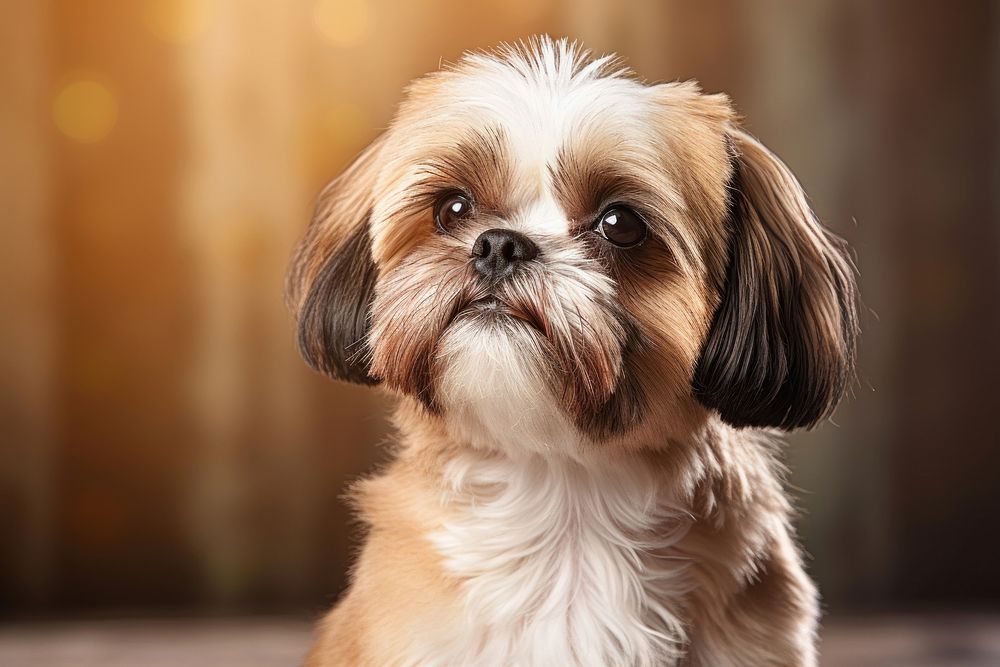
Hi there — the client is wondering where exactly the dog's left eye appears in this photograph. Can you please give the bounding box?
[435,193,473,231]
[595,205,647,248]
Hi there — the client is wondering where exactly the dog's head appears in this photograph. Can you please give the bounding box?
[288,38,858,451]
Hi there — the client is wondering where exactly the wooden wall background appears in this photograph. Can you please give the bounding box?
[2,0,998,616]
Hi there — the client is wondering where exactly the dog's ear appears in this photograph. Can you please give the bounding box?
[286,136,385,385]
[693,129,859,429]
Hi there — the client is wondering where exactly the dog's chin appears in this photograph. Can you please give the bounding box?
[434,311,580,455]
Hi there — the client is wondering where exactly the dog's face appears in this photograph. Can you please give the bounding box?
[288,39,858,451]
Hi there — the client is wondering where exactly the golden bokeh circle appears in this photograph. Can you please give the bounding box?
[53,80,119,144]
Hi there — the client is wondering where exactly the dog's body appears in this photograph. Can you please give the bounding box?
[290,38,857,667]
[306,417,816,667]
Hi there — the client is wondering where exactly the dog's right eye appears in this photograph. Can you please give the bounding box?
[594,205,647,248]
[435,193,473,231]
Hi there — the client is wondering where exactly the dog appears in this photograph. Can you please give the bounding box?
[288,37,858,667]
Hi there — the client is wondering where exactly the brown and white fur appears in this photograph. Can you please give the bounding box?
[288,37,858,667]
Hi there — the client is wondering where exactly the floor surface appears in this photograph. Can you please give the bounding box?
[1,614,998,666]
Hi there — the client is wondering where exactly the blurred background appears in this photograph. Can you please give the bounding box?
[2,0,999,664]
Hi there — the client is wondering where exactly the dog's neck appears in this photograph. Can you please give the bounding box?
[386,397,719,667]
[427,445,693,667]
[374,398,791,667]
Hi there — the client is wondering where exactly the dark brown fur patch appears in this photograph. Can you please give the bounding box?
[693,131,859,429]
[297,222,379,384]
[574,317,648,440]
[287,134,387,385]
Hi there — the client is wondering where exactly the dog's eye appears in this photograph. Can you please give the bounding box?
[435,193,473,231]
[595,205,647,248]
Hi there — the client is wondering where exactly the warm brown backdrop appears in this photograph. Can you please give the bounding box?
[2,0,998,618]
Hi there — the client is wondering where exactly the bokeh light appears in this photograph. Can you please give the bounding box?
[52,79,118,143]
[313,0,372,47]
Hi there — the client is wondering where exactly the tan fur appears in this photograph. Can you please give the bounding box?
[291,38,856,667]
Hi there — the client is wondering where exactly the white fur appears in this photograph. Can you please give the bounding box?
[514,189,569,237]
[436,316,577,454]
[457,40,649,189]
[427,448,693,667]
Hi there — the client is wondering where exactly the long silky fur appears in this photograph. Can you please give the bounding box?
[693,131,859,429]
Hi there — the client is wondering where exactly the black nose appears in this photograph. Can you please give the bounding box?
[472,228,539,281]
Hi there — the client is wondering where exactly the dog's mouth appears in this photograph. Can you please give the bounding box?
[459,296,547,334]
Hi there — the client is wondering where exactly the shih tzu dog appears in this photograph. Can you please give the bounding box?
[288,37,858,667]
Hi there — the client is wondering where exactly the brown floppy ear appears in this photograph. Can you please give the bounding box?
[693,129,859,429]
[286,136,385,385]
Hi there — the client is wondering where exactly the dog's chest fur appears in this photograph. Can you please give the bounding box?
[424,449,693,667]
